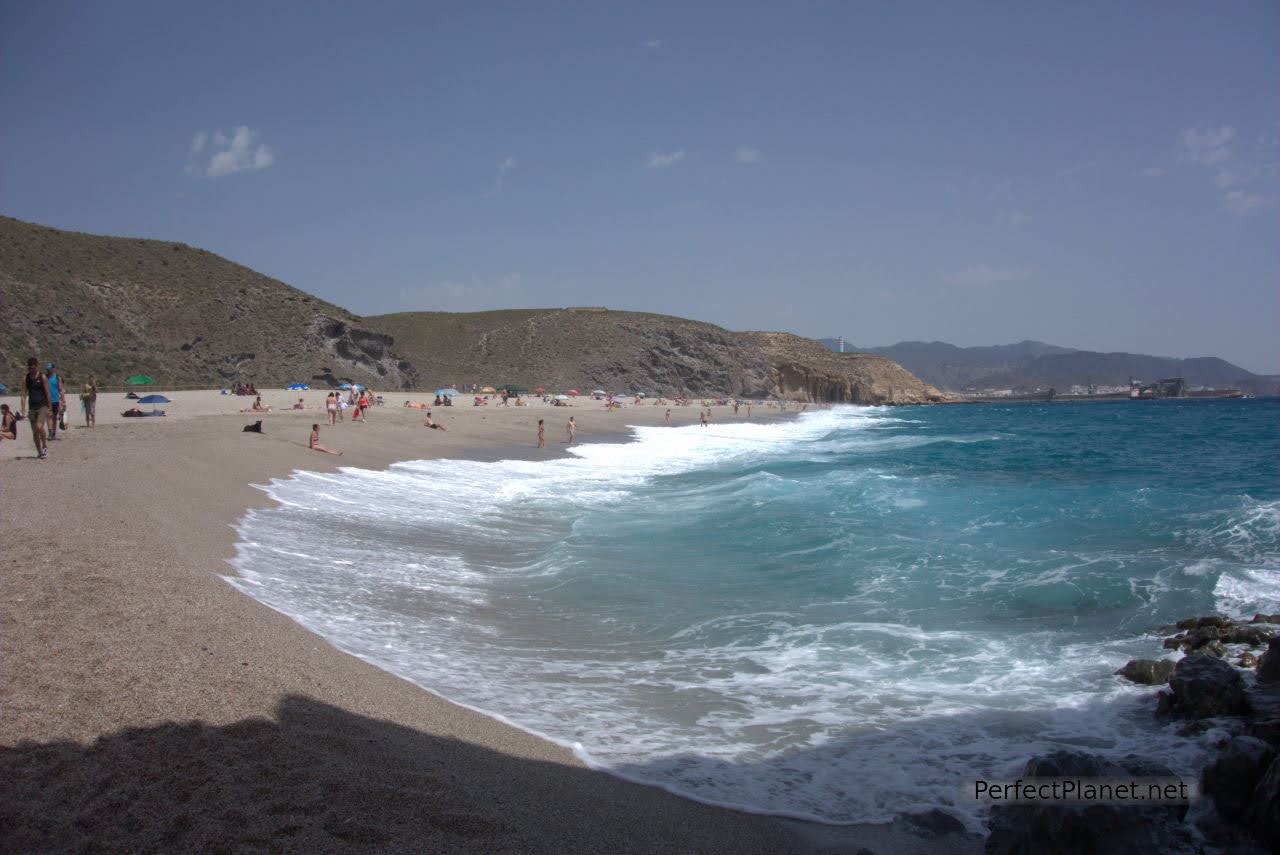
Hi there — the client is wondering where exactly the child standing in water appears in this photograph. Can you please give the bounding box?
[537,419,546,448]
[665,409,671,426]
[566,416,576,446]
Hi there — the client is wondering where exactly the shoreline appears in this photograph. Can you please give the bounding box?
[1,391,972,853]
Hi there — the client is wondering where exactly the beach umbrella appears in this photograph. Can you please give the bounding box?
[338,383,352,390]
[0,382,6,393]
[479,386,497,394]
[287,383,309,390]
[435,388,458,397]
[567,389,579,395]
[352,384,365,391]
[125,374,155,390]
[534,386,546,392]
[592,389,606,396]
[554,394,569,400]
[137,394,170,415]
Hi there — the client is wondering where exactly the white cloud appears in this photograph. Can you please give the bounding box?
[949,265,1033,287]
[186,126,275,178]
[1180,126,1235,165]
[642,38,661,49]
[646,149,685,169]
[482,155,517,198]
[732,147,762,164]
[1176,125,1275,214]
[1223,189,1265,214]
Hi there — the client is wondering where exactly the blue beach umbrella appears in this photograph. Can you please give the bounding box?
[287,383,309,390]
[338,383,352,390]
[435,388,458,397]
[137,394,170,415]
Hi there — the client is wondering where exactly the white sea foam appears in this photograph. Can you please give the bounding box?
[226,405,1249,828]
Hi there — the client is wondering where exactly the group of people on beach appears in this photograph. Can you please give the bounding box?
[5,357,98,459]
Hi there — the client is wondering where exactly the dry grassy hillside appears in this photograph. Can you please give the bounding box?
[0,216,416,390]
[1,216,946,404]
[366,308,775,396]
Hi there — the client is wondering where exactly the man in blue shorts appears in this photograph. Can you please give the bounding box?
[45,362,64,439]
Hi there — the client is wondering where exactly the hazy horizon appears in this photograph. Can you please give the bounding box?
[2,2,1277,372]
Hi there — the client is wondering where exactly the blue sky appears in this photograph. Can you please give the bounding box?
[3,1,1277,372]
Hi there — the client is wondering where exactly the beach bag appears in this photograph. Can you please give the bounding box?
[59,409,68,430]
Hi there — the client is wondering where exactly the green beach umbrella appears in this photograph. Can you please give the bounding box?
[125,375,155,385]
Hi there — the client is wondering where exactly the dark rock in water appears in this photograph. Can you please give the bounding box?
[1258,638,1280,684]
[1175,617,1198,630]
[1165,655,1248,718]
[984,751,1194,855]
[1202,736,1276,820]
[1244,755,1280,852]
[1224,624,1278,646]
[1155,691,1175,717]
[1162,637,1183,650]
[1186,625,1221,648]
[1247,719,1280,750]
[1115,659,1176,685]
[901,808,967,835]
[1250,613,1280,625]
[1199,640,1229,658]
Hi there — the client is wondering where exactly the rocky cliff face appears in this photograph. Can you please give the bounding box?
[742,332,955,404]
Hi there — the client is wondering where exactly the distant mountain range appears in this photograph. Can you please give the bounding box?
[819,339,1279,396]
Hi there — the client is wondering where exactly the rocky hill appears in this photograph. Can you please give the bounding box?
[0,216,416,390]
[0,216,944,404]
[822,338,1278,395]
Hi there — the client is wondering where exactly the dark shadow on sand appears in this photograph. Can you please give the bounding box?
[0,693,986,855]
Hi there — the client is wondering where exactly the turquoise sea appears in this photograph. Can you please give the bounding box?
[230,398,1280,827]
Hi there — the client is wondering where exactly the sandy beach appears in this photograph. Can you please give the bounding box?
[0,389,977,854]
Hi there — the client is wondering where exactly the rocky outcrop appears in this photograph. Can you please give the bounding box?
[1202,736,1275,820]
[985,751,1196,855]
[738,332,956,404]
[1157,655,1248,719]
[1259,638,1280,684]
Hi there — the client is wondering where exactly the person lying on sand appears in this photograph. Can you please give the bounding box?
[309,424,342,455]
[423,411,448,431]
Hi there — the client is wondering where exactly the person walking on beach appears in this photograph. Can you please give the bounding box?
[566,416,576,446]
[19,357,52,459]
[537,419,546,448]
[309,424,342,455]
[44,362,64,439]
[665,408,671,426]
[326,392,338,426]
[80,376,98,428]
